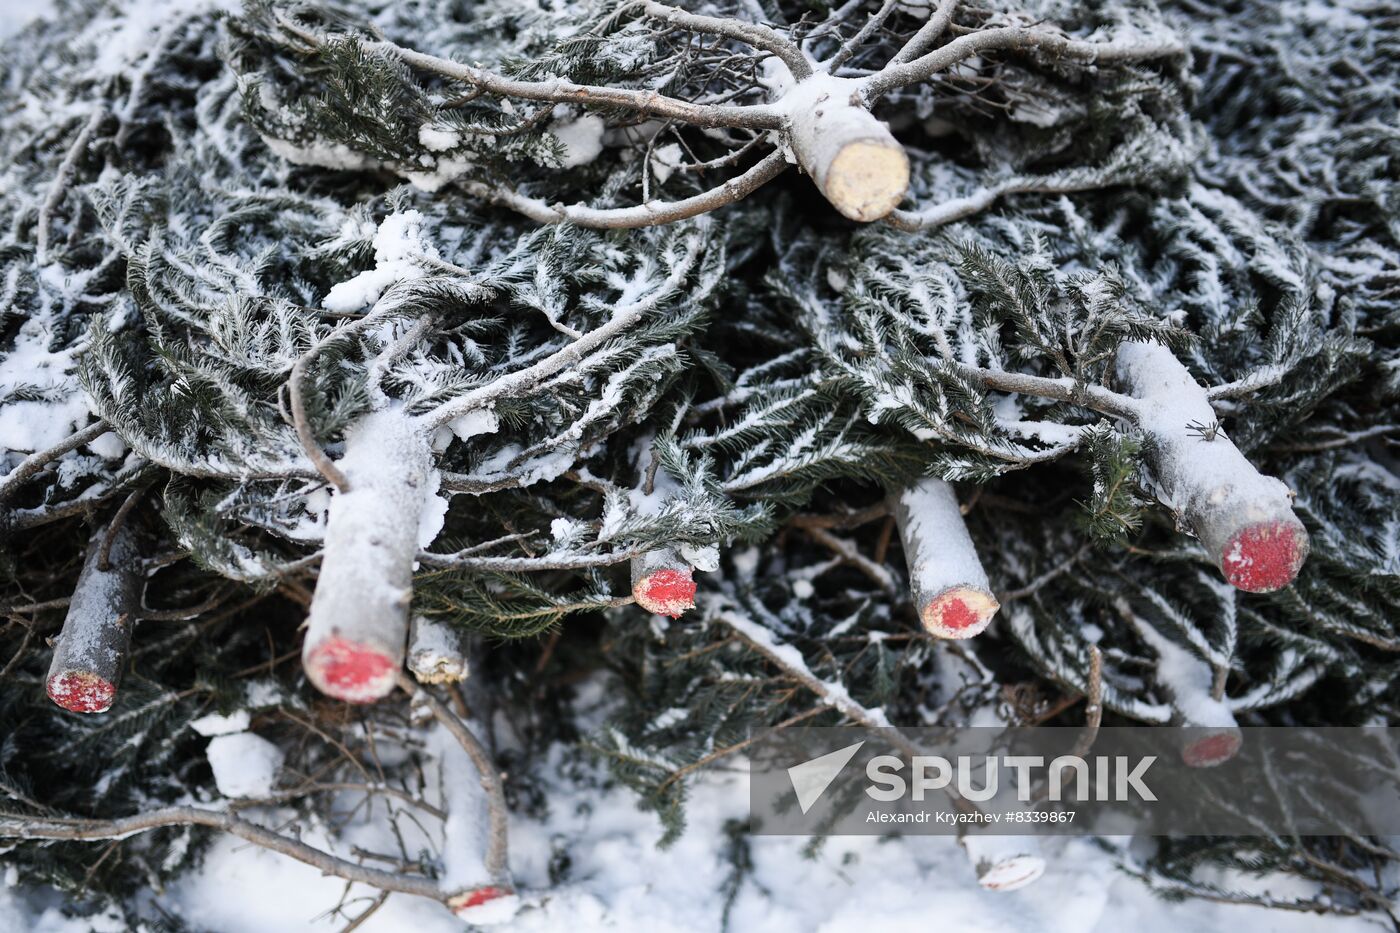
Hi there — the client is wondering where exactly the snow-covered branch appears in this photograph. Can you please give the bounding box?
[457,150,788,230]
[860,23,1185,100]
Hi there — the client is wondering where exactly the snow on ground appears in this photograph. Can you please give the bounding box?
[2,751,1374,933]
[0,680,1373,932]
[0,1,51,40]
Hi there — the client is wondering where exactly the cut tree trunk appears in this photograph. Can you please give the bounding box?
[785,75,909,222]
[1116,341,1309,592]
[890,478,1000,639]
[960,832,1046,891]
[408,615,469,685]
[412,677,518,924]
[1121,595,1243,767]
[303,410,432,703]
[46,523,144,713]
[436,721,517,921]
[1176,722,1242,768]
[631,547,696,618]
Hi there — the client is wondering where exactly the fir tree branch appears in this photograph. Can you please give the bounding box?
[420,223,706,427]
[36,107,106,264]
[270,15,786,131]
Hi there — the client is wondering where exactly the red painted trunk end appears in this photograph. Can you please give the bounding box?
[449,885,513,916]
[1221,521,1307,593]
[636,568,697,618]
[1181,731,1242,768]
[305,636,397,703]
[47,671,117,713]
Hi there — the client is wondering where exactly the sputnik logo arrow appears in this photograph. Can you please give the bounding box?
[787,741,865,814]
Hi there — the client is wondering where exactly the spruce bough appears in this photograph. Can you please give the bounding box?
[0,0,1396,924]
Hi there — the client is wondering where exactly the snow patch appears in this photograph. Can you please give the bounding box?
[190,710,251,737]
[206,732,284,798]
[322,210,438,313]
[448,406,500,443]
[550,113,605,168]
[418,123,462,152]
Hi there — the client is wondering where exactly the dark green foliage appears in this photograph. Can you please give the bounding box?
[1,0,1397,925]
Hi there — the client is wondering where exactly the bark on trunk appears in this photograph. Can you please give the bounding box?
[303,410,432,703]
[960,832,1046,891]
[1116,341,1309,592]
[47,524,144,713]
[408,615,469,685]
[786,76,909,222]
[890,478,1000,639]
[631,547,696,618]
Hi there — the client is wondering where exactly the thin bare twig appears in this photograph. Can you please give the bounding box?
[0,421,110,505]
[458,149,788,230]
[98,484,149,571]
[636,1,811,80]
[0,807,450,903]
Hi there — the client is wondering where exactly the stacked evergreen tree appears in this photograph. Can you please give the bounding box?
[0,0,1396,926]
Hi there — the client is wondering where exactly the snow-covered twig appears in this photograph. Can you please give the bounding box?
[288,308,401,493]
[889,0,960,66]
[0,420,111,505]
[961,365,1143,421]
[457,150,788,230]
[0,806,453,905]
[329,31,783,131]
[634,1,811,80]
[860,24,1185,100]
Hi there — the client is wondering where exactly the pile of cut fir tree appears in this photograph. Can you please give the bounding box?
[0,0,1396,926]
